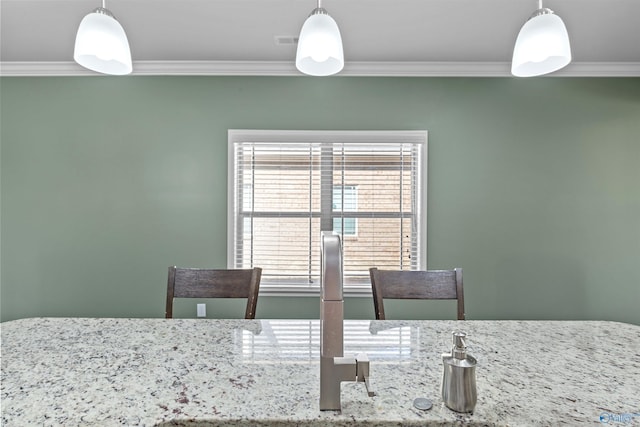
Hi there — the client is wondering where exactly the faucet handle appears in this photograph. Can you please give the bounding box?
[355,353,376,397]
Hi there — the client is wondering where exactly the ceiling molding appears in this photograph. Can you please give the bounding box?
[1,60,639,77]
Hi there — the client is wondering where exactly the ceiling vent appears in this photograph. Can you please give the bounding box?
[274,36,299,46]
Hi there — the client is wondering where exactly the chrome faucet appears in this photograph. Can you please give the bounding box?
[319,232,375,411]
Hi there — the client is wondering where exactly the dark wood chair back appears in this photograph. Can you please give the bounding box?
[165,267,262,319]
[369,268,465,320]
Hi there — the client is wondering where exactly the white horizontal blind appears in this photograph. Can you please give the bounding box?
[228,130,427,293]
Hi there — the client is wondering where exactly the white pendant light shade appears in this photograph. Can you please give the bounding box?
[74,7,132,75]
[296,6,344,76]
[511,7,571,77]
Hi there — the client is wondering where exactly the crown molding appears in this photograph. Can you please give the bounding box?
[1,60,639,77]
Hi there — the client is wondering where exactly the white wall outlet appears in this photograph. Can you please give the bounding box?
[197,303,206,318]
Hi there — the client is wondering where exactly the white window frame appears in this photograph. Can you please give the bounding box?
[227,129,428,297]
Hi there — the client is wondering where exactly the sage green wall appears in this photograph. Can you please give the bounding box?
[1,77,639,324]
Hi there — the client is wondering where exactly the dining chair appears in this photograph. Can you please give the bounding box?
[165,267,262,319]
[368,268,465,320]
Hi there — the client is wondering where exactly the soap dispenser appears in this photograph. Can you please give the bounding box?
[441,331,477,413]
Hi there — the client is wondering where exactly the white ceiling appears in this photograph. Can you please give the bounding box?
[1,0,639,76]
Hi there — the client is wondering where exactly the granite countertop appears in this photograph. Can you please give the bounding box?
[1,318,639,426]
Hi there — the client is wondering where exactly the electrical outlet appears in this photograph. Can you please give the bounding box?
[197,303,206,318]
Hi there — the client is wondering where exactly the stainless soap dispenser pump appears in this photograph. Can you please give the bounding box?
[441,331,477,413]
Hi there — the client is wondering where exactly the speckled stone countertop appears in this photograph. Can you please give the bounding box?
[2,318,639,426]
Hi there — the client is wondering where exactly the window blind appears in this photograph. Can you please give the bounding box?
[228,130,426,294]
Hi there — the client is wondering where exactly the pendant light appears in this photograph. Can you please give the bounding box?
[74,0,132,75]
[511,0,571,77]
[296,0,344,76]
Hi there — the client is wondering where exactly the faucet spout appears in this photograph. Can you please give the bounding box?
[319,232,375,411]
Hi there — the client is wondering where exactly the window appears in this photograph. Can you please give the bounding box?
[333,185,357,236]
[228,130,427,295]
